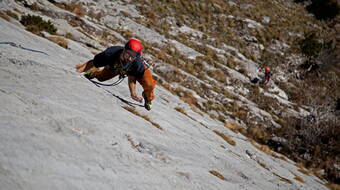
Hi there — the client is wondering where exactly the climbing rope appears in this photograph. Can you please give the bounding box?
[0,42,48,55]
[87,76,143,108]
[88,75,126,87]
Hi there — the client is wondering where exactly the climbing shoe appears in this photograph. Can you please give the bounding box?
[143,94,152,111]
[144,101,152,111]
[84,70,94,80]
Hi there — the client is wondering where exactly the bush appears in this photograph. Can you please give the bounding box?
[298,32,322,58]
[20,14,57,34]
[267,111,340,184]
[307,0,339,20]
[295,0,339,20]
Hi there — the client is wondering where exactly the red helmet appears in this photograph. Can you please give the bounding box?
[264,67,270,73]
[125,39,143,55]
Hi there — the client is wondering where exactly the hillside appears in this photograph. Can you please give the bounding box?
[0,0,339,189]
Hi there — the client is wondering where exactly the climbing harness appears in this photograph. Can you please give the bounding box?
[87,59,131,87]
[0,42,48,55]
[88,57,152,87]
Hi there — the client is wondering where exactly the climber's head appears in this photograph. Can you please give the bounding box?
[265,67,271,73]
[122,39,143,63]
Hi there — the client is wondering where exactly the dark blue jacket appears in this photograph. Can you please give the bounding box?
[93,46,145,78]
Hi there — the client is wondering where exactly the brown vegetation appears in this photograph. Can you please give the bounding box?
[327,183,340,190]
[122,106,163,130]
[175,106,187,115]
[213,130,236,146]
[250,140,276,157]
[0,12,10,21]
[273,173,293,184]
[46,36,68,48]
[224,122,246,134]
[296,162,312,176]
[53,2,86,17]
[5,10,18,20]
[257,160,270,170]
[292,172,305,183]
[209,170,225,180]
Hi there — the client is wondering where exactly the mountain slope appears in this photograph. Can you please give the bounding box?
[0,16,329,190]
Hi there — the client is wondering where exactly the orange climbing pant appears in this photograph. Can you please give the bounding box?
[136,69,156,101]
[88,65,156,101]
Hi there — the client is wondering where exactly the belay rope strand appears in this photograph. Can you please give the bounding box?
[89,75,126,86]
[0,42,48,55]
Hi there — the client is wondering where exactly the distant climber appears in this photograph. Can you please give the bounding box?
[251,67,272,85]
[76,39,156,110]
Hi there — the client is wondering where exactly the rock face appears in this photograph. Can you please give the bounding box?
[0,0,336,189]
[0,19,327,189]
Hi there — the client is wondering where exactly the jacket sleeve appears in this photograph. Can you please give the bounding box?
[93,46,123,68]
[93,51,108,68]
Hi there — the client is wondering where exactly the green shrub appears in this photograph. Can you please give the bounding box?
[295,0,339,20]
[307,0,339,20]
[20,14,57,34]
[5,10,18,20]
[298,32,322,58]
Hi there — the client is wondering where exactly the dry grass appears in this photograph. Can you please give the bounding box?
[298,168,311,176]
[0,12,10,21]
[224,122,246,134]
[273,173,293,184]
[209,170,225,180]
[53,2,66,9]
[122,106,163,130]
[65,33,75,40]
[272,154,288,162]
[57,2,86,17]
[46,36,68,48]
[174,106,209,129]
[251,140,276,157]
[5,10,18,20]
[27,3,40,11]
[87,9,104,21]
[13,8,22,14]
[118,29,134,39]
[72,6,85,17]
[126,134,140,149]
[154,49,167,61]
[247,126,269,143]
[257,160,270,170]
[294,175,305,183]
[292,172,305,183]
[213,130,236,146]
[296,162,312,176]
[327,183,340,190]
[312,169,325,180]
[175,106,187,115]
